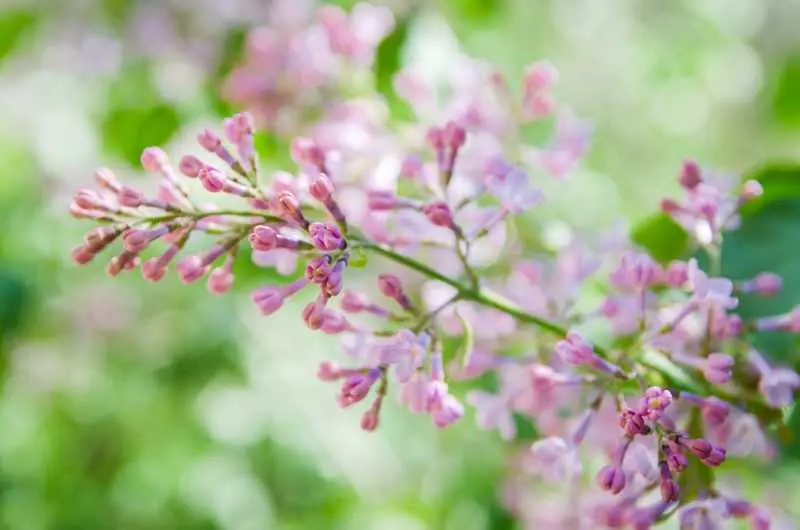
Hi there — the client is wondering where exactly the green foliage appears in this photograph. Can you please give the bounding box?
[771,57,800,126]
[373,12,416,121]
[630,213,690,264]
[0,8,36,63]
[101,62,181,167]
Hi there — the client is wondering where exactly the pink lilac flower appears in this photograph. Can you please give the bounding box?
[679,499,729,529]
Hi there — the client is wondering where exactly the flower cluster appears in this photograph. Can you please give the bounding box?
[68,2,798,528]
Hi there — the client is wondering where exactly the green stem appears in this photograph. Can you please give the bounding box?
[355,240,571,340]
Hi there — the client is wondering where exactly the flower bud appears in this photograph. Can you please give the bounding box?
[198,166,226,193]
[309,222,344,251]
[176,255,209,284]
[422,201,455,228]
[309,174,335,202]
[179,155,205,178]
[197,129,222,151]
[703,353,734,385]
[141,147,168,172]
[596,464,626,494]
[678,160,702,189]
[249,225,279,251]
[251,286,285,315]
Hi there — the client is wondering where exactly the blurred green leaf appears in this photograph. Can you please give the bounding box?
[0,8,36,63]
[207,26,248,118]
[348,248,369,268]
[739,163,800,216]
[720,197,800,362]
[373,12,416,121]
[771,57,800,126]
[101,61,181,166]
[0,268,28,355]
[630,213,690,264]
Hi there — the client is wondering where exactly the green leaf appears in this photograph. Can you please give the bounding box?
[373,12,416,121]
[453,309,475,369]
[0,8,36,63]
[101,104,181,168]
[771,57,800,126]
[739,163,800,216]
[720,198,800,362]
[348,248,368,268]
[630,213,690,264]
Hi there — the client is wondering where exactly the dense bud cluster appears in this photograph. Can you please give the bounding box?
[68,3,797,528]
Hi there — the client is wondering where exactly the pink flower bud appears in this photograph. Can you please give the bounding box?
[176,255,209,284]
[179,155,205,178]
[702,396,730,426]
[74,189,106,211]
[664,260,689,287]
[317,361,342,381]
[660,198,682,214]
[400,155,423,179]
[422,201,455,228]
[678,160,702,189]
[198,166,226,193]
[303,299,327,330]
[208,263,234,295]
[340,290,367,313]
[309,174,335,202]
[377,274,404,300]
[743,272,783,297]
[701,446,726,467]
[442,121,467,150]
[308,222,344,251]
[197,129,222,151]
[276,191,303,219]
[94,167,120,190]
[338,370,380,407]
[741,179,763,201]
[368,190,402,211]
[71,245,95,265]
[323,260,345,297]
[523,60,558,93]
[431,393,464,428]
[596,465,626,494]
[141,147,168,172]
[142,257,167,282]
[306,256,332,284]
[251,286,285,315]
[249,225,279,251]
[703,353,734,385]
[122,229,152,253]
[360,402,381,432]
[425,126,444,150]
[117,185,145,207]
[291,137,325,169]
[640,386,673,420]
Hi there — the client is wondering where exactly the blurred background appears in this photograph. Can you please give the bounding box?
[1,0,800,528]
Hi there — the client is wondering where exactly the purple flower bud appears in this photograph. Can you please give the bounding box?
[338,369,380,407]
[309,174,335,202]
[378,274,404,300]
[596,464,626,494]
[74,189,108,211]
[678,160,702,190]
[179,155,205,178]
[176,255,209,284]
[619,408,650,437]
[665,449,688,473]
[322,260,346,298]
[701,446,726,467]
[141,147,168,172]
[703,353,734,385]
[340,290,367,313]
[317,361,344,381]
[249,225,279,251]
[198,166,226,193]
[122,230,151,253]
[658,461,680,502]
[702,396,730,426]
[442,121,467,151]
[309,222,344,251]
[251,286,285,315]
[681,437,713,459]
